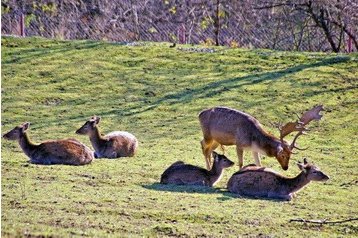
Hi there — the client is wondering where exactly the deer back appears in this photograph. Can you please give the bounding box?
[100,131,138,157]
[3,122,94,165]
[33,139,94,165]
[160,162,210,186]
[227,159,329,199]
[199,107,276,147]
[227,166,290,196]
[76,116,138,158]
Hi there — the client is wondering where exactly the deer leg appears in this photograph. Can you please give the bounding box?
[188,180,206,186]
[211,141,220,152]
[269,192,293,201]
[236,147,244,168]
[252,152,262,166]
[108,151,117,159]
[201,139,213,170]
[173,178,185,185]
[208,141,220,169]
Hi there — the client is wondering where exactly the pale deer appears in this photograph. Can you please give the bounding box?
[227,158,329,201]
[199,105,324,170]
[2,122,94,165]
[160,151,234,187]
[75,116,138,158]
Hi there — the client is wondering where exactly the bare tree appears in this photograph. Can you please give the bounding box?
[1,0,357,52]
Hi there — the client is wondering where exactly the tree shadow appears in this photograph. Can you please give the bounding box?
[100,56,350,117]
[301,85,358,97]
[2,40,104,64]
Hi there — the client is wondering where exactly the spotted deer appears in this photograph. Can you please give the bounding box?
[227,158,329,200]
[76,116,138,158]
[160,151,234,187]
[199,105,324,170]
[2,122,94,165]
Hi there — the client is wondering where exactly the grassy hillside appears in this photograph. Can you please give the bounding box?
[1,36,357,237]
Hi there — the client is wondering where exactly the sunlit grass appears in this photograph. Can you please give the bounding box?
[1,36,358,237]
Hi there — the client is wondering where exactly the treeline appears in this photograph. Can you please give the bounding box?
[2,0,357,52]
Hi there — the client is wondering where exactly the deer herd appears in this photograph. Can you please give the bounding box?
[3,105,329,201]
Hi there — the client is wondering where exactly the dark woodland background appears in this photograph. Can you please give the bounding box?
[2,0,358,52]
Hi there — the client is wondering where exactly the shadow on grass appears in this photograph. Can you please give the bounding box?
[100,56,350,117]
[142,182,223,194]
[218,191,287,203]
[2,40,104,64]
[143,183,287,202]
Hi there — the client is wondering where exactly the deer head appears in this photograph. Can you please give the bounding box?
[3,122,30,140]
[274,105,324,170]
[297,158,330,181]
[75,116,101,135]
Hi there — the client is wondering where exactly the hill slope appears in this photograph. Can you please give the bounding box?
[2,37,358,237]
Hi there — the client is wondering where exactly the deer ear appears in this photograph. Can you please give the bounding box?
[95,116,101,124]
[22,122,30,132]
[212,151,218,159]
[277,146,283,155]
[303,158,308,165]
[297,162,306,172]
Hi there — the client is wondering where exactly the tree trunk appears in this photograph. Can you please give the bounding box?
[306,2,339,52]
[214,0,220,46]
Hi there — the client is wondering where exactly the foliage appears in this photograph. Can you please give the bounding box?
[1,36,358,237]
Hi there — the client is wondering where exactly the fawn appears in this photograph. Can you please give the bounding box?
[227,158,329,201]
[76,116,138,158]
[160,151,234,187]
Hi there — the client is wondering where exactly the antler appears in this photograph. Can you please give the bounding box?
[279,121,304,140]
[278,105,324,150]
[289,130,309,151]
[299,105,324,125]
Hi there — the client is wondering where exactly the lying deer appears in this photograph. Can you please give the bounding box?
[76,116,138,158]
[227,158,329,200]
[160,151,234,186]
[2,122,94,165]
[199,105,324,170]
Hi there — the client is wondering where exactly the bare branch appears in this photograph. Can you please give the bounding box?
[289,218,358,225]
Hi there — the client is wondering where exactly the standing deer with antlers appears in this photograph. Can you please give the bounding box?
[199,105,324,170]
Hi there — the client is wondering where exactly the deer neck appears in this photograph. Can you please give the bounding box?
[208,162,224,185]
[284,172,310,193]
[19,133,38,158]
[89,127,106,152]
[255,135,281,157]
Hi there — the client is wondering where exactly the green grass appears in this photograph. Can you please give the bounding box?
[1,36,358,237]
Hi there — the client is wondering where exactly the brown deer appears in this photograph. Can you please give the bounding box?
[199,105,324,170]
[75,116,138,158]
[160,151,234,187]
[2,122,94,165]
[227,158,329,201]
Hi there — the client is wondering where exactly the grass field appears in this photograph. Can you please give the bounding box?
[1,36,358,237]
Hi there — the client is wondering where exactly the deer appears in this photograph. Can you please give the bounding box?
[227,158,329,201]
[2,122,94,165]
[199,105,324,170]
[160,151,234,187]
[75,116,138,158]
